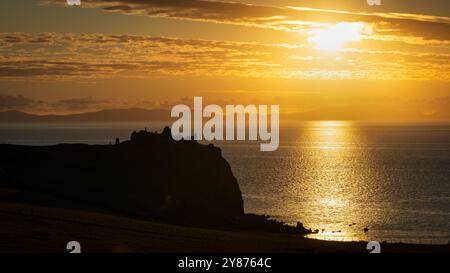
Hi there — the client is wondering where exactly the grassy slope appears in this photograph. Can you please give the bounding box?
[0,202,448,253]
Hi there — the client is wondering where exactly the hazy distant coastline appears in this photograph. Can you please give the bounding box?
[1,109,449,123]
[0,109,172,123]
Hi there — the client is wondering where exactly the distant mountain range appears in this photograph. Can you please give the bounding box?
[1,107,447,123]
[0,108,172,122]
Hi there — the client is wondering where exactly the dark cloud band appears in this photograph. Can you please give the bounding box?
[47,0,450,41]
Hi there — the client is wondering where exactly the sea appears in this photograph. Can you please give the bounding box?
[0,121,449,244]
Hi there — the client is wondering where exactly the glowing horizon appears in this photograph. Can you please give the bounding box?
[0,0,448,121]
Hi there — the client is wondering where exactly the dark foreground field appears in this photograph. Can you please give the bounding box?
[0,202,448,253]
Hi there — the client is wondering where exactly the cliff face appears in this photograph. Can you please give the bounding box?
[0,127,244,225]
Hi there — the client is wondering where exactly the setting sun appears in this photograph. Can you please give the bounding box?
[0,0,449,256]
[308,22,367,51]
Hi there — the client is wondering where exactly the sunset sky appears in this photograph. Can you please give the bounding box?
[0,0,449,120]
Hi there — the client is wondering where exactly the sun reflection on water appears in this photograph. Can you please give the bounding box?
[232,121,448,244]
[288,121,376,242]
